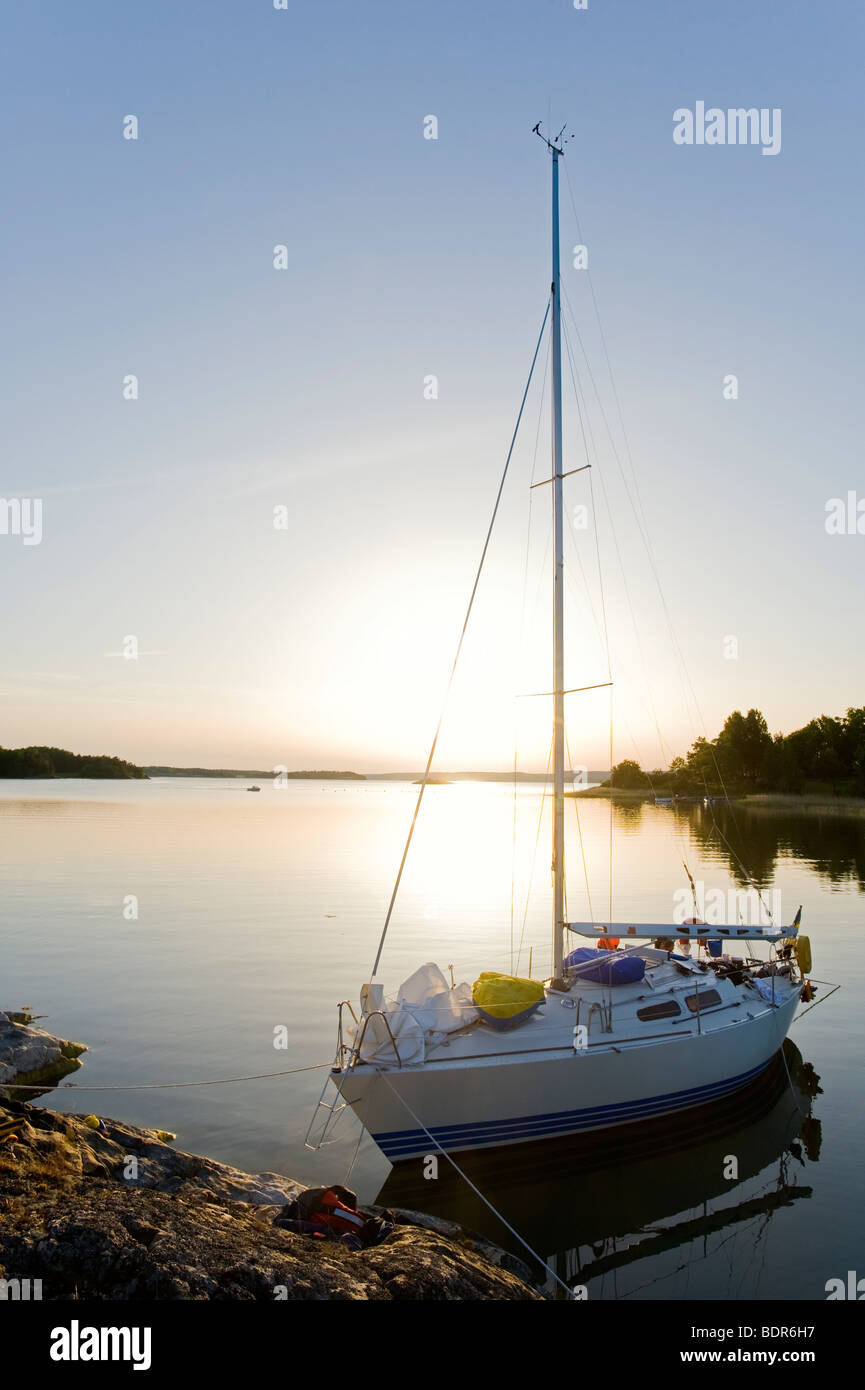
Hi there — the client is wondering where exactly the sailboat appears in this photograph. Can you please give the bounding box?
[309,127,809,1163]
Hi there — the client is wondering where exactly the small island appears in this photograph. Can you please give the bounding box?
[0,752,372,781]
[0,746,147,779]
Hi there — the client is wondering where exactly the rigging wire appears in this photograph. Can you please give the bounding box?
[561,163,688,690]
[556,459,618,906]
[551,301,617,926]
[560,315,673,772]
[510,752,517,974]
[588,468,614,920]
[512,326,552,971]
[563,505,605,653]
[565,725,593,924]
[370,300,551,980]
[561,333,778,932]
[561,163,769,901]
[561,311,678,913]
[558,201,775,924]
[563,284,694,761]
[698,807,777,924]
[515,736,554,976]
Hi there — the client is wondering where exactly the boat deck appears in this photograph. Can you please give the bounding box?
[389,956,795,1071]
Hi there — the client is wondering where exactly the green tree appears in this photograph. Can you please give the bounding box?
[669,755,699,794]
[762,733,803,792]
[685,736,718,787]
[716,709,772,781]
[842,708,865,791]
[609,759,649,789]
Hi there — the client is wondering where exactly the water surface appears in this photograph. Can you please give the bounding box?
[1,778,860,1299]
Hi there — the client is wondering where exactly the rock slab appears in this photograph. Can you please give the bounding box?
[0,1101,542,1301]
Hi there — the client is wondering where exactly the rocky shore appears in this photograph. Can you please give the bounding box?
[0,1013,541,1301]
[0,1010,87,1092]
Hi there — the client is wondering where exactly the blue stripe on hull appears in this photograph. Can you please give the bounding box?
[373,1060,770,1158]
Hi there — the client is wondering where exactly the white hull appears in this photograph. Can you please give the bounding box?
[336,984,799,1162]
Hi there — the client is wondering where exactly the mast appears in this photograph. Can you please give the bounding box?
[551,141,565,984]
[536,123,568,985]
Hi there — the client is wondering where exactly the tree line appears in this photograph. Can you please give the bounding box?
[608,706,865,796]
[0,746,148,779]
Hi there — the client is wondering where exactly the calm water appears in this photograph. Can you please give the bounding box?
[2,778,862,1300]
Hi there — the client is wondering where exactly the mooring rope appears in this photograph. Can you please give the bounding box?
[1,1060,334,1093]
[376,1069,574,1299]
[790,980,841,1022]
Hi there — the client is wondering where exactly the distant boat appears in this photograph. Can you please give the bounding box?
[310,125,814,1164]
[247,785,261,792]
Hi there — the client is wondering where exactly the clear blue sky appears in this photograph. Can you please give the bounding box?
[1,0,862,771]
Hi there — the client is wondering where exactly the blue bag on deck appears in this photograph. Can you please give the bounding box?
[564,946,645,985]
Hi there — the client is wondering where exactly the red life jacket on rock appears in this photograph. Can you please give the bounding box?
[313,1189,367,1236]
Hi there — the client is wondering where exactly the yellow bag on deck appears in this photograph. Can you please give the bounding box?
[472,971,545,1028]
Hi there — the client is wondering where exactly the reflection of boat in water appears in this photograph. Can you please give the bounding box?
[376,1039,821,1297]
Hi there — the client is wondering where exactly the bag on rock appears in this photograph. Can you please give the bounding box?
[273,1185,394,1249]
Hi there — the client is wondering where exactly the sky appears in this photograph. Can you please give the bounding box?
[1,0,863,773]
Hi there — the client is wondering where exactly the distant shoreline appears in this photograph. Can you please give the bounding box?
[368,771,611,784]
[146,768,612,783]
[144,767,365,780]
[0,768,607,784]
[570,787,865,814]
[0,758,612,784]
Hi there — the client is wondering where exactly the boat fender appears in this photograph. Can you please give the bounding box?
[800,979,817,1003]
[795,935,812,974]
